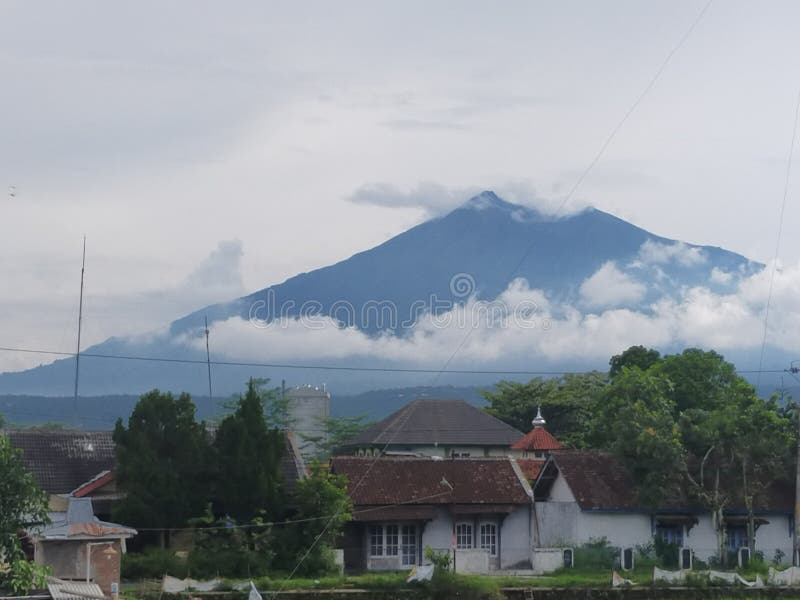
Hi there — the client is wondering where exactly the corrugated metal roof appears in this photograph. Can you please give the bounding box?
[47,577,105,600]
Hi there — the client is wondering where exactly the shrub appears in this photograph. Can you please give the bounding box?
[422,571,503,600]
[572,538,618,570]
[121,548,189,580]
[653,536,680,569]
[187,520,274,579]
[424,546,452,571]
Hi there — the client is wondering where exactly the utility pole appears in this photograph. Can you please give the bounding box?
[791,362,800,565]
[74,236,86,408]
[204,315,213,414]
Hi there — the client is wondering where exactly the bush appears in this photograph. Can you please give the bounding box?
[572,538,618,570]
[653,536,680,569]
[424,546,452,571]
[421,571,503,600]
[121,548,189,580]
[188,520,274,579]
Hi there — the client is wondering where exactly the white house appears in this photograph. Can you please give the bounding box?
[331,456,534,574]
[532,450,794,567]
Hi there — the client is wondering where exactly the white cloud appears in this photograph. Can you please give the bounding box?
[173,260,800,370]
[579,261,647,309]
[638,240,707,267]
[709,267,734,284]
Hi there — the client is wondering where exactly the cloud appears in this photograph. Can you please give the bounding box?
[637,240,707,267]
[709,267,734,284]
[172,260,800,371]
[579,261,647,309]
[180,239,245,299]
[346,180,589,217]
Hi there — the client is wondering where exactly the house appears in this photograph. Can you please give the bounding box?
[532,450,794,566]
[340,398,525,458]
[330,456,533,574]
[30,497,136,595]
[5,430,118,517]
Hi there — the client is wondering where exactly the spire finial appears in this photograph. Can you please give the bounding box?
[532,406,546,428]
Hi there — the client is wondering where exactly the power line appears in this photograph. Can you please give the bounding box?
[433,0,715,382]
[0,344,788,376]
[757,81,800,387]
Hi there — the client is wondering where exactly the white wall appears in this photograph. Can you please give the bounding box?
[500,506,532,568]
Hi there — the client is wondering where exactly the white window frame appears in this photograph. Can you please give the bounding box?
[401,524,417,566]
[385,524,399,556]
[479,521,498,556]
[456,522,473,550]
[369,524,384,557]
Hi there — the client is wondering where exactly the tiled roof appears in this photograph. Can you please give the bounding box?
[281,432,307,496]
[539,450,640,510]
[511,426,562,451]
[4,430,115,495]
[343,399,524,448]
[515,458,543,482]
[330,456,531,508]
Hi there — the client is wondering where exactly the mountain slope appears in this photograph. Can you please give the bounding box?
[0,192,760,396]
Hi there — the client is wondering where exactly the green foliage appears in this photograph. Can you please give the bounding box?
[303,414,370,459]
[0,434,49,573]
[213,379,286,522]
[590,367,685,506]
[121,548,189,580]
[273,462,351,576]
[5,559,50,594]
[609,345,661,379]
[571,538,618,570]
[483,372,607,447]
[113,390,212,537]
[653,536,680,569]
[423,570,503,600]
[187,516,274,578]
[424,545,452,571]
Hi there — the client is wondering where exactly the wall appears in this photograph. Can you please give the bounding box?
[500,506,532,569]
[35,539,123,595]
[532,548,567,574]
[534,502,580,547]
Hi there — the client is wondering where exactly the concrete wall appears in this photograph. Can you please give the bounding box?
[285,385,330,460]
[532,548,567,574]
[500,505,532,569]
[35,539,123,595]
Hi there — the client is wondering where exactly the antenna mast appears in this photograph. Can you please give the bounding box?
[74,236,86,407]
[205,315,213,412]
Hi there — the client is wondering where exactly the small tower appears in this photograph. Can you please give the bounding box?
[510,406,561,460]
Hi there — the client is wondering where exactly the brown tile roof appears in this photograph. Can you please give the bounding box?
[516,459,543,482]
[330,456,531,509]
[539,450,640,510]
[4,430,115,495]
[343,398,524,448]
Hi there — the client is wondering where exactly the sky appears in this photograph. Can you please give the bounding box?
[2,1,800,374]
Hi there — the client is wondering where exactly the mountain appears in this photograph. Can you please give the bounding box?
[0,191,765,397]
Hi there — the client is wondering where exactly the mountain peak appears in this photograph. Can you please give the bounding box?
[463,190,517,211]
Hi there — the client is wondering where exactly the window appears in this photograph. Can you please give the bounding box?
[401,525,417,565]
[456,522,473,549]
[385,524,399,556]
[452,451,470,458]
[479,522,497,556]
[727,525,748,552]
[656,524,684,547]
[369,524,383,556]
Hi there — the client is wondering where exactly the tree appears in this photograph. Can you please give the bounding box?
[113,390,211,546]
[302,414,370,459]
[275,462,351,575]
[609,345,661,379]
[213,379,286,522]
[590,367,685,506]
[483,372,606,447]
[0,434,49,590]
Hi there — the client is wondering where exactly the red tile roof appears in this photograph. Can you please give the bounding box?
[511,426,562,452]
[330,456,530,508]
